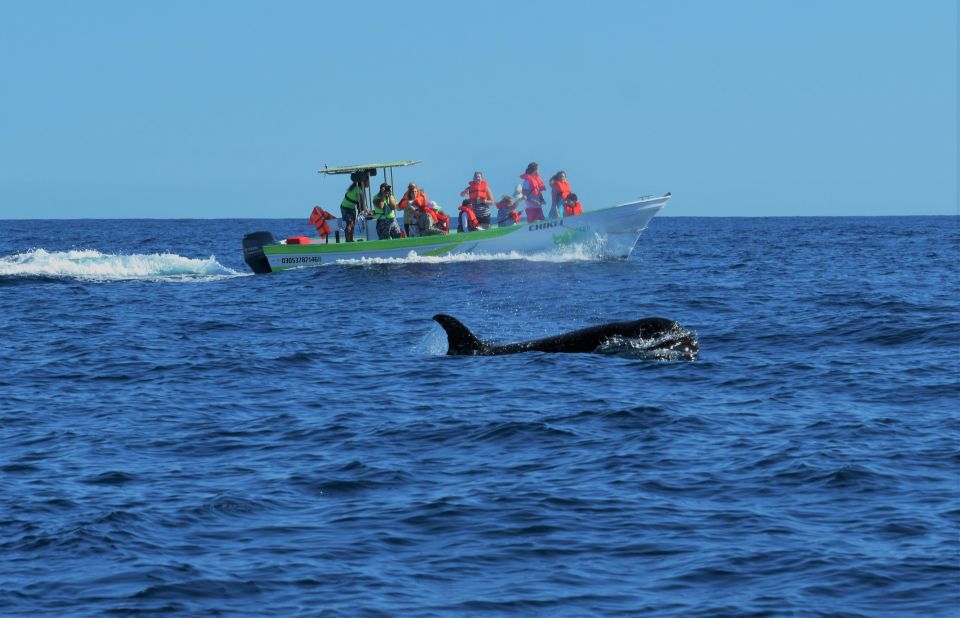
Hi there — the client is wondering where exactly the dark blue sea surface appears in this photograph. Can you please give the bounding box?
[1,216,958,616]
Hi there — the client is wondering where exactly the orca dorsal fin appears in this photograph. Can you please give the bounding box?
[433,314,486,355]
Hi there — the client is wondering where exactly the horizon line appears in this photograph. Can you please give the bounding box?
[1,214,957,222]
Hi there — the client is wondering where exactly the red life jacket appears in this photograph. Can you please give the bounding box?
[563,201,583,217]
[458,205,480,231]
[422,205,450,232]
[466,180,490,202]
[520,173,546,198]
[308,206,336,238]
[497,199,521,223]
[551,179,571,201]
[398,192,428,213]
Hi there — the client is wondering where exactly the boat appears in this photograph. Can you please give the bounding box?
[242,161,670,274]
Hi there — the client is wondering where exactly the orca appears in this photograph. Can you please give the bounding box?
[433,314,698,358]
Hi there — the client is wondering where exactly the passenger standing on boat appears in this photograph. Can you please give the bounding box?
[340,172,369,242]
[373,183,402,240]
[460,172,494,229]
[520,162,547,222]
[398,183,429,237]
[549,171,571,219]
[562,193,583,217]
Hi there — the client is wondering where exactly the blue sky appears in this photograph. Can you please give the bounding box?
[0,0,956,218]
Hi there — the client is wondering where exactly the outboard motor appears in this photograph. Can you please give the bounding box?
[242,231,275,274]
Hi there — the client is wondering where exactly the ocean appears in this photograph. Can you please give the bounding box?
[1,216,957,616]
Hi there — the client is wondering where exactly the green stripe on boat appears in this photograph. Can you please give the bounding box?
[264,224,521,255]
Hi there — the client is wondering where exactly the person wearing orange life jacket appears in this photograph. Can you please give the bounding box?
[398,183,430,237]
[432,203,450,233]
[419,201,449,235]
[549,171,571,219]
[496,192,522,227]
[459,171,494,229]
[457,199,481,232]
[562,193,583,217]
[520,162,547,223]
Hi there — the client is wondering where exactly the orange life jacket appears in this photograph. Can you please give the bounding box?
[458,205,480,231]
[551,179,571,201]
[520,173,546,198]
[422,205,450,232]
[398,192,428,214]
[563,201,583,217]
[465,180,490,202]
[308,206,336,238]
[497,199,520,223]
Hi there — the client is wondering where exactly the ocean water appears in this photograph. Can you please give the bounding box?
[0,216,957,617]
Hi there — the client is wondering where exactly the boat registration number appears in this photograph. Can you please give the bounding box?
[280,256,323,264]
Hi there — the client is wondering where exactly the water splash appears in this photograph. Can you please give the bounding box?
[412,325,451,356]
[0,249,243,282]
[331,245,601,266]
[595,327,700,360]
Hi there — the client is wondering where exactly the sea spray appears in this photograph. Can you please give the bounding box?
[0,248,242,281]
[331,245,601,267]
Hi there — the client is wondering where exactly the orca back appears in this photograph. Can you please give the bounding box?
[433,314,696,358]
[433,314,487,355]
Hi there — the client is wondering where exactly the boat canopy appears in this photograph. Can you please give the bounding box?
[319,161,422,213]
[319,160,421,176]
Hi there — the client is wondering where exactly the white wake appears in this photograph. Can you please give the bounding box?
[330,245,602,266]
[0,249,243,281]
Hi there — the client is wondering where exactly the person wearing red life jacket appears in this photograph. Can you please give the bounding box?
[562,193,583,217]
[398,183,429,237]
[495,193,522,227]
[520,162,546,222]
[419,201,449,235]
[433,204,450,233]
[457,199,481,232]
[459,171,494,229]
[549,171,571,219]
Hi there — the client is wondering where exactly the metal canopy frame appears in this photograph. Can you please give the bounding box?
[318,161,422,223]
[318,160,421,176]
